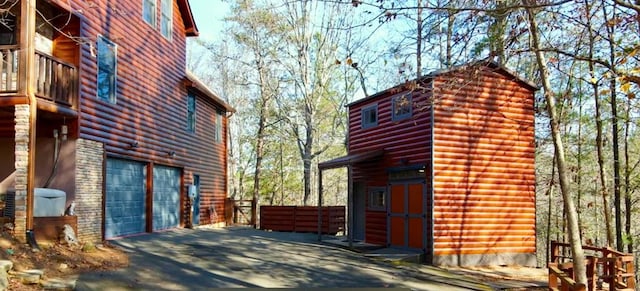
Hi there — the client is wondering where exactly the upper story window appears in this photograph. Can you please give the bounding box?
[392,93,412,121]
[361,104,378,129]
[214,110,223,143]
[160,0,173,39]
[187,92,196,132]
[142,0,157,27]
[97,36,117,103]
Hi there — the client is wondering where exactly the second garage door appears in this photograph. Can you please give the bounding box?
[152,165,181,231]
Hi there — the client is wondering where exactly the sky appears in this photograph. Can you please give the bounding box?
[189,0,229,41]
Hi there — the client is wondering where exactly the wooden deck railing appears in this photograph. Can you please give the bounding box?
[0,45,78,109]
[35,51,78,107]
[550,241,636,291]
[0,45,19,92]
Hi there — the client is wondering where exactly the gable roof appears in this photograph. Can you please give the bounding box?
[177,0,199,36]
[185,72,235,113]
[348,60,538,108]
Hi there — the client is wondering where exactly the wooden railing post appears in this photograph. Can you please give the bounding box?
[251,198,257,228]
[550,241,560,265]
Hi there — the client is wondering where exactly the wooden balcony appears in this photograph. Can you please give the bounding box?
[0,45,78,111]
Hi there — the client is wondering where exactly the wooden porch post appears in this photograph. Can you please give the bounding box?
[21,0,37,238]
[347,164,353,248]
[317,168,323,241]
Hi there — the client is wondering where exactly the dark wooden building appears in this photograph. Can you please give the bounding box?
[0,0,232,242]
[319,61,536,266]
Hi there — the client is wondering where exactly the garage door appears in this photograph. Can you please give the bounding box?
[152,165,181,231]
[105,158,147,239]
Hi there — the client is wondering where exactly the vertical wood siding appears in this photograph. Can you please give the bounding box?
[431,66,536,256]
[348,88,432,245]
[71,0,228,225]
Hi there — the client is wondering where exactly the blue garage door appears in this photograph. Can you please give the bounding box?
[152,165,181,231]
[105,158,147,239]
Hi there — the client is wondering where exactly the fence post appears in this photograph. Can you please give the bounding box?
[251,198,257,228]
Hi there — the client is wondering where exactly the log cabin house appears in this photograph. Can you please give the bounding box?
[319,61,537,266]
[0,0,233,243]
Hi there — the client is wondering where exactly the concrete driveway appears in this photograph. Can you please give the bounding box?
[74,227,493,290]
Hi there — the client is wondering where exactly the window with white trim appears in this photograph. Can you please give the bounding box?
[142,0,157,27]
[160,0,173,39]
[97,36,117,103]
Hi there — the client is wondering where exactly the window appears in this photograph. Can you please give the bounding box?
[0,12,16,45]
[392,93,412,121]
[160,0,173,39]
[142,0,157,27]
[214,110,223,143]
[368,187,386,210]
[187,92,196,132]
[361,104,378,129]
[97,36,117,103]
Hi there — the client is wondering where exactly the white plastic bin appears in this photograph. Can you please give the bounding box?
[34,188,66,217]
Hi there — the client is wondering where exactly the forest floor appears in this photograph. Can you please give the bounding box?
[0,231,128,290]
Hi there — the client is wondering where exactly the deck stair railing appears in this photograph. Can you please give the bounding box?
[549,241,636,291]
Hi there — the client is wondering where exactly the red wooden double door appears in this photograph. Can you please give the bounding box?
[388,181,429,251]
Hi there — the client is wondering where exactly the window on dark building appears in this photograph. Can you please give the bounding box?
[392,93,412,121]
[361,104,378,129]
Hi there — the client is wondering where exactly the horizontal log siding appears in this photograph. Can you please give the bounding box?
[431,67,535,256]
[75,1,228,225]
[348,87,432,246]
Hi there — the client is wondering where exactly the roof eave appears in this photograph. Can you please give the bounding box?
[185,72,236,113]
[178,0,199,37]
[347,59,539,108]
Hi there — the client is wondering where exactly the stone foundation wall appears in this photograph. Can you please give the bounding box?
[433,252,538,267]
[74,139,104,243]
[13,105,30,242]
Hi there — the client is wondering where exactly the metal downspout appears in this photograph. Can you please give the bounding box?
[429,82,435,262]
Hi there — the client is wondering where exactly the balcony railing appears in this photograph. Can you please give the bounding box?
[0,45,78,109]
[0,45,19,93]
[35,51,78,107]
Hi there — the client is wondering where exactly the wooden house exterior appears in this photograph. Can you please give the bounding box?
[319,61,536,266]
[0,0,233,243]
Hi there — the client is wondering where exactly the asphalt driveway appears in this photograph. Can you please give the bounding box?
[74,227,493,290]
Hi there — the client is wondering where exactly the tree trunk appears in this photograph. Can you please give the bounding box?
[586,0,614,246]
[488,0,510,64]
[546,149,557,264]
[524,2,587,285]
[252,104,266,222]
[602,1,623,251]
[624,91,632,253]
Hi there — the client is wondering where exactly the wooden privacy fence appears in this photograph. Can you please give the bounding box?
[549,241,636,291]
[260,206,345,235]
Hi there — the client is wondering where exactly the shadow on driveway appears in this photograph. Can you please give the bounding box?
[74,228,492,290]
